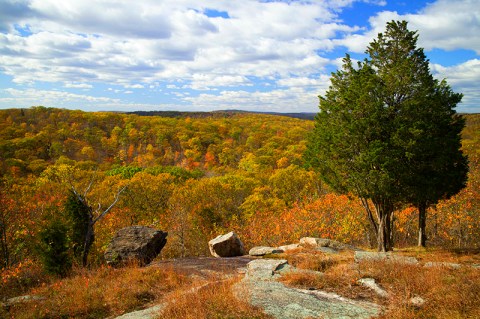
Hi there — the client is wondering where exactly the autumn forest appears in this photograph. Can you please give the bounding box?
[1,106,479,281]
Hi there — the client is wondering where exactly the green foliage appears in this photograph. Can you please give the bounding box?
[144,166,204,181]
[106,165,204,181]
[305,20,467,251]
[105,166,143,179]
[38,219,71,276]
[64,191,91,261]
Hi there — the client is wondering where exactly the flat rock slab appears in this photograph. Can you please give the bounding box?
[316,246,340,254]
[238,259,381,319]
[246,259,289,280]
[278,243,300,251]
[424,262,461,269]
[354,251,418,265]
[114,304,166,319]
[357,278,389,298]
[249,246,285,256]
[299,237,362,251]
[151,256,253,278]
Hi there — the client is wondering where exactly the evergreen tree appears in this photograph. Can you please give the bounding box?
[305,20,467,251]
[64,190,93,266]
[38,219,71,276]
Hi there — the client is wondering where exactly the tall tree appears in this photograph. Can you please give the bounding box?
[366,21,468,247]
[305,20,467,251]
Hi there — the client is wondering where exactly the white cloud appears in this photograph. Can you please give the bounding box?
[0,0,359,88]
[187,74,252,90]
[431,59,480,112]
[183,87,322,113]
[124,84,144,89]
[338,0,480,54]
[0,88,119,109]
[64,82,93,89]
[0,0,478,113]
[277,75,331,88]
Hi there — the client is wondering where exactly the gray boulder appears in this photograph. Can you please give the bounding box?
[354,251,418,265]
[104,226,167,266]
[299,237,362,251]
[208,231,245,257]
[357,278,389,298]
[424,261,461,269]
[249,246,284,256]
[278,243,300,251]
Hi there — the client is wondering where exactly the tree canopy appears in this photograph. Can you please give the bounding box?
[305,20,468,251]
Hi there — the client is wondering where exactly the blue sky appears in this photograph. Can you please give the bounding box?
[0,0,479,113]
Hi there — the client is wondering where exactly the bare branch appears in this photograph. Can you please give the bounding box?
[83,169,98,198]
[92,185,127,225]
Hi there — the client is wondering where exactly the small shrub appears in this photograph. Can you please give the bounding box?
[38,219,72,277]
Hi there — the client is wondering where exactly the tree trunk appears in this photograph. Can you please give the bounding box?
[82,219,95,267]
[374,202,394,252]
[1,221,9,268]
[418,202,427,247]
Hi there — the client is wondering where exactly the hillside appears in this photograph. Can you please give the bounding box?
[0,107,479,318]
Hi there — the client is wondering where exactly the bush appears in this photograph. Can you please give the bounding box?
[38,219,71,277]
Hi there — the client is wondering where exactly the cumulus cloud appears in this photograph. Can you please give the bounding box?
[0,88,119,109]
[0,0,477,112]
[431,59,480,113]
[337,0,480,54]
[64,82,93,89]
[183,87,323,113]
[0,0,359,88]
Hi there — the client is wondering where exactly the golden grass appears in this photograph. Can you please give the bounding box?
[3,264,191,319]
[3,248,479,319]
[159,277,273,319]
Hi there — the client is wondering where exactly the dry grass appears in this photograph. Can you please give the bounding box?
[159,277,273,319]
[3,264,191,319]
[279,248,480,319]
[3,248,479,319]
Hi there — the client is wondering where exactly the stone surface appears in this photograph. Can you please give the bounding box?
[424,261,461,269]
[208,231,245,257]
[246,259,289,280]
[2,295,46,308]
[354,251,418,265]
[114,304,166,319]
[249,246,284,256]
[278,243,300,251]
[238,259,381,319]
[409,296,426,308]
[316,246,340,254]
[299,237,362,251]
[357,278,389,298]
[104,226,167,266]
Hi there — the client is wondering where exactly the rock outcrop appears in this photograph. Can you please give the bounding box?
[249,246,284,256]
[208,231,245,257]
[299,237,362,251]
[357,278,389,298]
[354,251,418,265]
[104,226,167,266]
[236,259,381,319]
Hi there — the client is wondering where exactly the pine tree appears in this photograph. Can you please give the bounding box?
[305,20,467,251]
[38,219,72,277]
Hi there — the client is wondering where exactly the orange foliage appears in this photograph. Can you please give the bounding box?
[241,194,367,248]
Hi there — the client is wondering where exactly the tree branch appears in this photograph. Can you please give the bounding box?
[92,185,127,225]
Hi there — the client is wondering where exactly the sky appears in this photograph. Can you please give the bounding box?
[0,0,479,113]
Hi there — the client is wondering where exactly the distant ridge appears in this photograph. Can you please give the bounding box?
[127,110,316,120]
